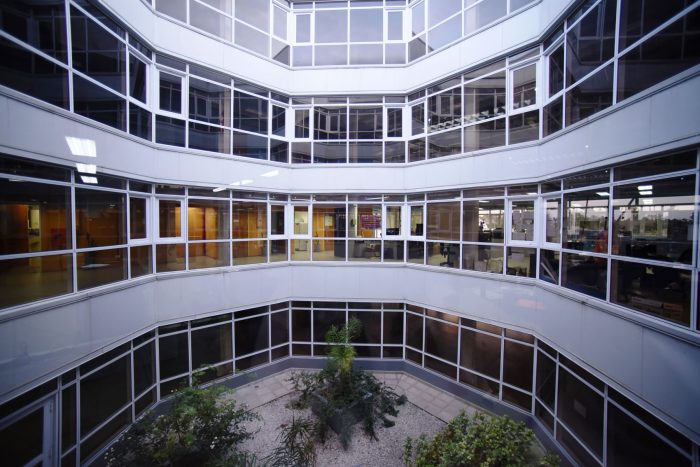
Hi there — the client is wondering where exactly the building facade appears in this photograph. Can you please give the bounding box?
[0,0,699,465]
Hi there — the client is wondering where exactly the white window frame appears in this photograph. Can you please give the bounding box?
[509,60,540,114]
[128,195,151,245]
[408,203,426,239]
[155,197,186,242]
[269,203,287,239]
[383,204,404,238]
[507,197,538,246]
[156,68,187,118]
[542,196,562,249]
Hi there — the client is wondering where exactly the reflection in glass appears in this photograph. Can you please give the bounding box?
[234,21,268,57]
[315,107,347,140]
[159,72,181,113]
[0,254,73,308]
[566,0,615,86]
[156,115,186,146]
[543,97,563,136]
[428,129,461,159]
[410,205,424,236]
[427,242,458,268]
[408,138,426,162]
[76,189,126,248]
[509,110,539,144]
[233,131,267,160]
[270,239,287,262]
[427,202,460,240]
[460,328,501,379]
[463,200,504,243]
[539,249,560,284]
[428,15,461,52]
[130,245,152,278]
[80,355,131,437]
[462,244,503,273]
[548,44,564,96]
[349,204,381,239]
[464,70,505,123]
[563,190,609,252]
[408,241,424,263]
[315,10,347,43]
[561,252,607,299]
[611,260,690,325]
[350,8,382,41]
[612,176,694,264]
[566,63,613,126]
[235,0,269,31]
[464,0,506,34]
[512,64,536,110]
[77,248,127,290]
[189,242,229,269]
[557,367,604,459]
[235,314,269,356]
[73,75,126,131]
[506,247,536,278]
[464,118,505,151]
[511,200,535,241]
[234,91,267,134]
[189,122,230,154]
[190,78,230,126]
[155,243,185,272]
[159,200,181,238]
[190,0,231,41]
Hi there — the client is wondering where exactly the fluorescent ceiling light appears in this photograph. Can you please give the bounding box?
[260,170,279,177]
[75,163,97,174]
[641,199,653,205]
[596,192,609,197]
[527,192,538,195]
[81,175,98,184]
[639,190,653,196]
[478,200,490,203]
[637,185,653,191]
[66,137,96,157]
[212,187,227,192]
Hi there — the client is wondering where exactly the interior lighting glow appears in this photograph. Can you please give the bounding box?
[637,185,653,191]
[596,192,609,197]
[80,175,98,184]
[66,137,96,157]
[639,190,653,195]
[212,186,227,192]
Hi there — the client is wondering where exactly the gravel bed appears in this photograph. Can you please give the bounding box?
[238,392,445,467]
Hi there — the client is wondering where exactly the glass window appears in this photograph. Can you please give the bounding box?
[463,199,504,243]
[158,72,182,113]
[235,0,269,31]
[611,260,691,326]
[75,189,126,248]
[464,0,506,33]
[548,44,564,96]
[464,70,506,123]
[129,55,147,104]
[566,63,614,126]
[427,128,461,159]
[614,151,697,182]
[385,206,402,236]
[294,206,309,235]
[189,78,230,126]
[80,355,131,436]
[73,75,126,131]
[510,200,535,242]
[411,102,425,135]
[315,10,348,43]
[506,247,536,278]
[410,205,424,236]
[350,8,382,42]
[70,7,126,94]
[315,107,347,140]
[540,249,560,284]
[545,198,561,243]
[155,0,186,22]
[77,248,127,290]
[312,204,346,238]
[460,328,501,379]
[349,204,381,239]
[188,199,229,240]
[566,0,616,86]
[509,110,539,144]
[129,104,151,141]
[156,115,185,146]
[411,1,425,36]
[233,202,266,238]
[561,252,607,299]
[385,43,406,64]
[388,11,403,40]
[232,131,267,160]
[536,350,556,409]
[557,367,604,459]
[349,107,382,139]
[155,243,185,272]
[464,118,506,151]
[0,1,67,62]
[427,15,461,51]
[428,88,461,132]
[512,64,537,110]
[295,109,310,138]
[314,142,347,163]
[425,318,458,363]
[612,176,694,264]
[234,91,267,134]
[0,179,71,255]
[130,245,152,278]
[296,14,311,42]
[191,0,231,40]
[427,202,460,241]
[158,332,189,379]
[563,190,609,252]
[462,244,503,273]
[544,97,563,136]
[273,6,287,39]
[0,254,73,308]
[158,199,182,238]
[271,105,286,137]
[386,108,403,138]
[270,205,285,236]
[191,323,232,369]
[232,240,265,265]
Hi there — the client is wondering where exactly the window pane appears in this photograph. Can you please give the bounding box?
[232,202,266,238]
[545,198,561,243]
[234,91,267,134]
[464,118,505,151]
[411,102,425,135]
[536,350,556,409]
[464,0,506,33]
[539,249,560,284]
[315,107,347,140]
[133,341,155,396]
[77,247,127,290]
[130,245,152,278]
[232,131,267,160]
[0,254,73,308]
[159,200,181,237]
[296,14,311,42]
[460,328,501,379]
[388,11,403,40]
[0,1,67,62]
[76,189,126,248]
[428,15,461,51]
[566,63,614,126]
[129,104,151,140]
[190,78,230,126]
[0,179,71,254]
[155,0,186,22]
[512,64,536,110]
[566,0,616,86]
[188,199,229,240]
[385,43,406,64]
[506,247,536,277]
[410,205,424,235]
[349,107,382,139]
[427,202,459,241]
[233,240,266,265]
[155,115,186,146]
[563,190,609,252]
[503,340,534,390]
[350,8,382,42]
[189,241,229,269]
[462,244,503,273]
[463,199,504,243]
[557,367,604,459]
[464,71,506,123]
[511,200,535,241]
[159,332,189,379]
[425,318,458,362]
[235,315,269,356]
[235,0,269,32]
[294,109,310,138]
[315,10,347,43]
[73,74,126,131]
[548,45,564,96]
[159,72,181,113]
[509,110,539,144]
[71,7,126,94]
[349,204,381,238]
[190,0,231,41]
[192,323,232,369]
[80,355,131,436]
[155,243,185,272]
[561,252,607,299]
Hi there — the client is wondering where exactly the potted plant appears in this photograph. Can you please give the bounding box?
[289,318,406,449]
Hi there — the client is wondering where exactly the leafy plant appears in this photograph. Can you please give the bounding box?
[105,378,258,467]
[404,412,559,467]
[266,416,317,467]
[289,318,406,449]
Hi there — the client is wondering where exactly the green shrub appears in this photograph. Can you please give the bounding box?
[105,380,257,466]
[266,416,317,467]
[404,412,559,467]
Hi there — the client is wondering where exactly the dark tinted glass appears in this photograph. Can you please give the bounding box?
[405,312,423,350]
[539,249,560,284]
[561,252,607,299]
[543,97,563,136]
[129,104,151,140]
[271,310,289,346]
[314,107,347,140]
[156,115,185,147]
[271,105,285,136]
[0,1,67,61]
[425,318,457,363]
[460,328,501,379]
[607,403,691,467]
[191,323,233,369]
[508,110,539,144]
[349,311,381,344]
[313,309,345,342]
[75,189,126,247]
[566,0,616,86]
[384,141,405,163]
[408,138,426,162]
[387,108,403,138]
[0,407,43,466]
[383,311,404,344]
[71,7,125,94]
[0,37,69,110]
[129,55,147,103]
[133,341,155,396]
[73,74,126,131]
[190,78,231,126]
[617,11,700,101]
[614,151,696,181]
[80,408,130,462]
[189,122,230,154]
[502,386,531,410]
[159,72,181,113]
[349,142,382,163]
[80,355,131,436]
[233,131,267,160]
[502,340,534,390]
[292,309,311,341]
[291,142,311,163]
[548,44,564,96]
[159,332,189,379]
[459,369,499,396]
[235,315,269,356]
[349,107,382,139]
[425,355,457,378]
[557,367,604,458]
[618,0,692,50]
[565,64,613,126]
[270,139,288,163]
[536,351,556,409]
[313,142,346,163]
